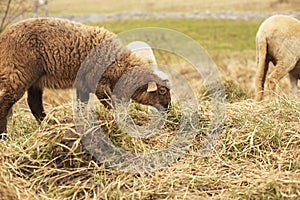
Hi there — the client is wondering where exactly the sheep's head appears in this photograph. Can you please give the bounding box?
[112,66,171,111]
[131,79,171,111]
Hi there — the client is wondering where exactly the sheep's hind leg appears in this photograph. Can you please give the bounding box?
[289,61,300,99]
[255,56,270,101]
[267,60,296,98]
[0,102,12,138]
[27,86,46,122]
[0,89,25,138]
[289,73,299,98]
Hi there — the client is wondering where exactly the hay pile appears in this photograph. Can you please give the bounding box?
[0,93,299,199]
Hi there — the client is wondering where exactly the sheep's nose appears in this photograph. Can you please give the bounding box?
[153,103,170,112]
[162,103,170,111]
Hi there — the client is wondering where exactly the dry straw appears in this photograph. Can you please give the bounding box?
[0,51,299,199]
[0,89,299,199]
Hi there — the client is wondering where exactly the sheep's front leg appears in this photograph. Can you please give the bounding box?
[95,84,112,109]
[27,86,46,122]
[267,60,296,97]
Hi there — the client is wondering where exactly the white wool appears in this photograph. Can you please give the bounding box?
[127,41,157,65]
[255,15,300,100]
[127,41,169,80]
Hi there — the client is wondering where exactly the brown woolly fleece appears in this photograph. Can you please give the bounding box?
[255,15,300,101]
[0,17,170,136]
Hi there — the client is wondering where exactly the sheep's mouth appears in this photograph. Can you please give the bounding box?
[153,103,170,112]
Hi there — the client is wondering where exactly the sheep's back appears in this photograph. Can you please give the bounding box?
[0,18,116,89]
[258,15,300,60]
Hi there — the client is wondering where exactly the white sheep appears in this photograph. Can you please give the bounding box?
[255,15,300,101]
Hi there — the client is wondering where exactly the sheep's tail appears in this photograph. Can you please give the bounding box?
[255,34,269,101]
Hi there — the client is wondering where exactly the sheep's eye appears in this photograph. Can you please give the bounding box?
[158,87,167,95]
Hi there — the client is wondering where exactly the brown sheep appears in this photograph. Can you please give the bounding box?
[0,18,171,137]
[255,15,300,101]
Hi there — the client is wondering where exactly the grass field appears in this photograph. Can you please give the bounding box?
[1,2,300,200]
[98,18,261,55]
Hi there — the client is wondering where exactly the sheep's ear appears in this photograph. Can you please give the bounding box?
[147,81,158,92]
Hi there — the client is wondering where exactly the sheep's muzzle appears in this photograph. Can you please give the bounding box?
[153,103,170,112]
